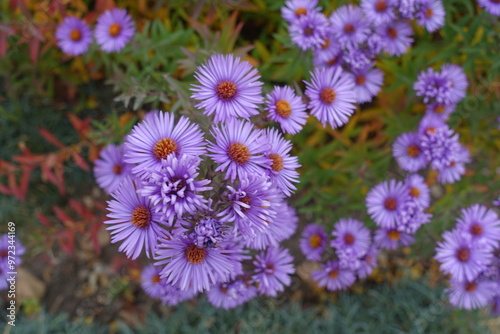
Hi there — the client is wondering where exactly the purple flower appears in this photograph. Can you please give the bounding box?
[441,64,468,104]
[95,8,135,53]
[138,154,211,224]
[281,0,321,23]
[313,43,344,68]
[299,224,328,261]
[343,47,373,70]
[55,17,92,56]
[356,246,379,279]
[159,282,197,306]
[155,234,236,293]
[425,102,456,120]
[366,179,409,228]
[456,204,500,250]
[393,132,428,173]
[124,110,205,178]
[141,264,165,298]
[414,68,452,104]
[207,279,257,309]
[289,11,331,51]
[437,145,470,184]
[405,174,431,209]
[398,0,417,18]
[330,5,370,48]
[304,66,356,129]
[0,234,25,269]
[191,218,225,249]
[361,0,397,25]
[477,0,500,16]
[312,260,356,291]
[252,247,295,297]
[435,229,492,282]
[104,177,167,259]
[377,20,414,56]
[264,129,300,197]
[331,218,371,259]
[396,200,432,234]
[375,228,414,249]
[191,54,263,122]
[94,143,132,194]
[418,113,447,136]
[265,86,307,135]
[448,278,496,310]
[416,0,445,32]
[420,125,463,172]
[348,65,384,104]
[207,119,269,182]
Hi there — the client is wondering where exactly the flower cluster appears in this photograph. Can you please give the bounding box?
[300,219,379,291]
[56,8,135,55]
[94,54,300,308]
[435,204,500,311]
[393,64,469,184]
[0,234,25,291]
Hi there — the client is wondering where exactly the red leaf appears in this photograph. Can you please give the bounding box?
[71,151,89,171]
[57,230,75,254]
[89,221,103,254]
[67,113,92,137]
[29,38,40,63]
[7,173,21,200]
[37,212,52,228]
[38,127,65,149]
[69,199,94,220]
[0,183,11,195]
[12,153,45,165]
[17,165,33,202]
[52,206,73,227]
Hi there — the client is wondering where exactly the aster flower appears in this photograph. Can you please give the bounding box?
[425,102,456,120]
[207,119,269,182]
[404,174,431,209]
[420,125,463,172]
[304,66,356,129]
[330,5,370,48]
[377,20,414,56]
[252,247,295,297]
[398,0,417,18]
[191,54,263,122]
[0,234,25,268]
[264,129,300,196]
[313,40,344,68]
[289,11,331,51]
[141,264,165,298]
[94,143,132,194]
[299,224,328,261]
[105,177,167,259]
[342,47,374,70]
[357,246,379,279]
[159,282,197,306]
[155,234,236,293]
[191,218,225,249]
[331,218,371,259]
[124,110,205,178]
[448,278,496,310]
[437,145,470,184]
[207,279,257,309]
[55,17,92,56]
[361,0,397,25]
[435,229,492,282]
[478,0,500,16]
[264,86,307,135]
[95,8,135,53]
[417,113,447,136]
[396,200,432,234]
[366,179,409,228]
[312,260,356,291]
[375,228,414,249]
[348,65,384,104]
[456,204,500,250]
[414,68,453,104]
[441,64,468,104]
[416,0,445,32]
[281,0,320,23]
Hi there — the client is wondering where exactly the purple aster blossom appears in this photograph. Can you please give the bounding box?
[159,282,197,306]
[417,113,447,136]
[299,224,328,261]
[141,264,165,298]
[437,145,470,184]
[405,174,431,209]
[207,279,257,309]
[419,125,462,171]
[441,64,468,104]
[478,0,500,16]
[425,102,456,120]
[264,86,308,135]
[155,234,236,293]
[398,0,417,18]
[348,65,384,104]
[435,229,492,282]
[361,0,397,25]
[124,110,205,178]
[217,237,250,280]
[311,260,356,291]
[375,228,414,249]
[366,32,385,56]
[396,199,432,234]
[191,54,263,122]
[330,5,370,48]
[281,0,321,23]
[289,11,331,51]
[342,47,374,70]
[416,0,445,32]
[94,8,135,53]
[492,296,500,315]
[264,129,300,197]
[493,195,500,206]
[456,204,500,250]
[252,247,295,297]
[138,154,211,224]
[105,177,167,260]
[94,143,132,195]
[0,234,25,269]
[304,66,356,129]
[331,218,371,259]
[208,119,270,182]
[356,245,379,279]
[313,44,344,69]
[366,179,409,228]
[448,278,496,310]
[414,68,453,104]
[55,17,92,56]
[377,20,414,56]
[191,218,225,249]
[217,173,276,236]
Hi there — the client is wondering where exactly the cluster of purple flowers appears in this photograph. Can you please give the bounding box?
[280,0,445,129]
[393,64,469,184]
[300,219,378,291]
[0,234,25,291]
[94,54,301,308]
[56,8,135,55]
[435,204,500,311]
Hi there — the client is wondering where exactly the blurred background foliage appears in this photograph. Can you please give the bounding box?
[1,0,500,331]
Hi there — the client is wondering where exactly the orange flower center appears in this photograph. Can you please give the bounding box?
[153,138,178,160]
[109,23,122,37]
[269,153,284,172]
[0,250,7,258]
[425,7,434,18]
[319,88,336,104]
[456,248,470,262]
[344,23,355,34]
[409,187,421,198]
[406,144,420,158]
[387,27,398,40]
[131,205,151,228]
[309,234,322,248]
[387,229,401,241]
[326,57,339,67]
[329,269,339,279]
[275,100,292,118]
[295,7,307,17]
[228,142,251,165]
[185,244,207,264]
[70,29,82,41]
[113,164,123,175]
[465,282,477,292]
[216,80,237,101]
[375,0,388,12]
[434,104,446,114]
[239,195,251,213]
[355,75,366,86]
[469,223,483,236]
[151,274,161,283]
[384,198,397,211]
[321,38,331,50]
[344,233,355,245]
[304,27,314,36]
